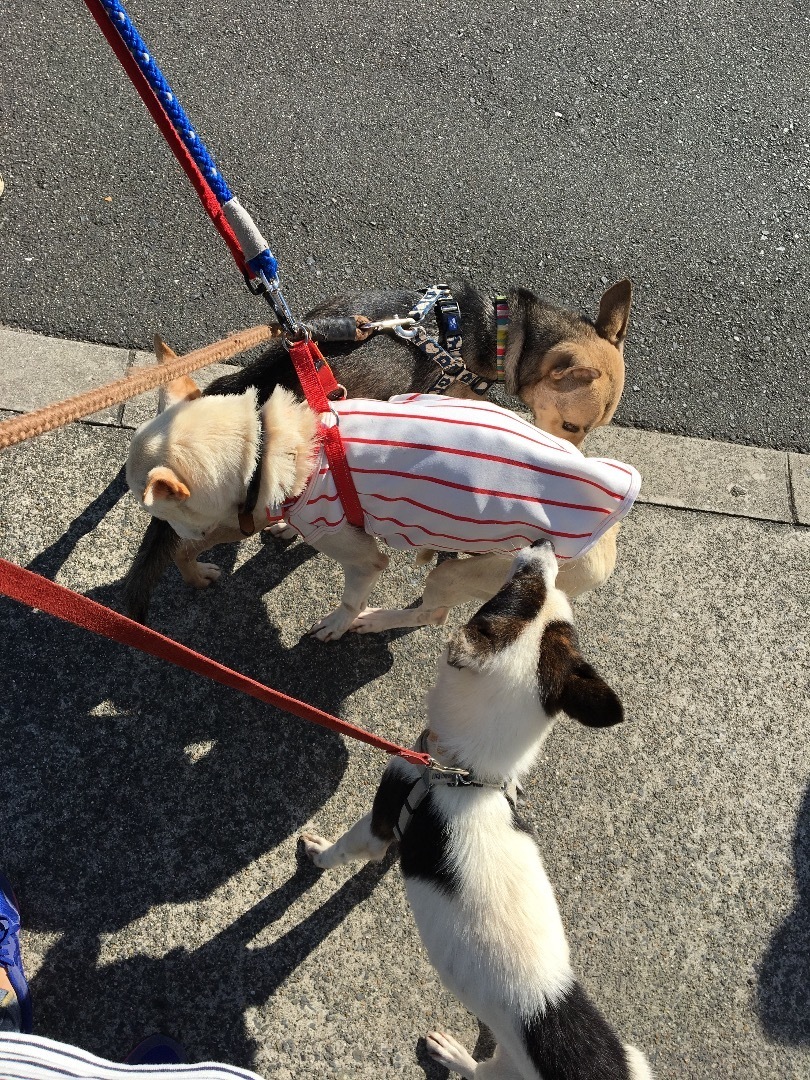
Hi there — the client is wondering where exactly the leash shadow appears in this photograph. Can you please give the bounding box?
[756,782,810,1043]
[0,580,393,1055]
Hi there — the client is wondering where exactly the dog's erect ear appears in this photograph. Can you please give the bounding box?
[595,279,632,349]
[539,621,624,728]
[154,334,178,363]
[142,465,191,506]
[155,335,201,407]
[548,361,601,384]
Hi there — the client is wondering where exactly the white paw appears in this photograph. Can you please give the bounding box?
[426,1031,477,1077]
[348,607,399,634]
[186,562,222,588]
[265,519,298,541]
[309,607,355,641]
[300,832,334,868]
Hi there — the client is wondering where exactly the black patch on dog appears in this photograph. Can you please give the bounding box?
[521,981,632,1080]
[539,621,624,728]
[448,561,549,666]
[370,767,418,842]
[370,768,457,895]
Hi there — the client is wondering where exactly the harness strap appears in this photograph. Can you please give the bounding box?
[395,286,493,398]
[288,339,365,530]
[238,419,265,536]
[392,731,511,841]
[0,559,432,769]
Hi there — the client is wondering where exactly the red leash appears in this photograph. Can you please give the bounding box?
[0,559,431,768]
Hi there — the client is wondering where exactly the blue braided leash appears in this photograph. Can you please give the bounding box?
[90,0,287,318]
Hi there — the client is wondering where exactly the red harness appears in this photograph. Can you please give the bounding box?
[288,339,364,530]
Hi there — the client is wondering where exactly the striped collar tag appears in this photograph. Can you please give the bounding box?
[494,296,509,384]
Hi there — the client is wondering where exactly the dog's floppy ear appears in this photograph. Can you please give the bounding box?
[539,621,624,728]
[155,335,201,408]
[557,657,624,728]
[595,279,632,349]
[446,626,488,670]
[142,465,191,506]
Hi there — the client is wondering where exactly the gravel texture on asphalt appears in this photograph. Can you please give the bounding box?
[1,0,808,451]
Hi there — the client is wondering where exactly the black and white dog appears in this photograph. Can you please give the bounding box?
[302,540,652,1079]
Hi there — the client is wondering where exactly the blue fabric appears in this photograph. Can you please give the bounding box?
[0,873,32,1034]
[98,0,234,205]
[246,247,280,283]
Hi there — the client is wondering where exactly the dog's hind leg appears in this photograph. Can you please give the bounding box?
[555,523,618,598]
[307,528,390,641]
[350,552,513,634]
[301,812,391,869]
[426,1033,527,1079]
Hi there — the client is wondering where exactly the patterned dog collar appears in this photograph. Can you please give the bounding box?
[494,295,509,384]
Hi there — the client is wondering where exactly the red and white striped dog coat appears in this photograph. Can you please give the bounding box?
[275,394,640,563]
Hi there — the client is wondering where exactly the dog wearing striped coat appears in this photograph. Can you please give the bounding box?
[126,388,639,640]
[301,542,652,1078]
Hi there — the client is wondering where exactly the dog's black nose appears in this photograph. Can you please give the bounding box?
[530,538,553,551]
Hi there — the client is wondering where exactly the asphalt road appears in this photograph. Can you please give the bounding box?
[1,0,808,452]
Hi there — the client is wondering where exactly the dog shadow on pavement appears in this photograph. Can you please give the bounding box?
[1,488,423,1066]
[756,782,810,1044]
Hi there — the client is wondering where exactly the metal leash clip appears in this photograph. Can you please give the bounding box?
[361,315,418,333]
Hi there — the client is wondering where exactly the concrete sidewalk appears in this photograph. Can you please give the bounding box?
[1,327,809,1079]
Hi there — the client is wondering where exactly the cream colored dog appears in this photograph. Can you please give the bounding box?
[126,388,638,641]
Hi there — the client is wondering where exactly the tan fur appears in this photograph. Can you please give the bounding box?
[154,336,202,410]
[127,388,319,543]
[516,280,631,448]
[142,466,190,506]
[257,386,319,512]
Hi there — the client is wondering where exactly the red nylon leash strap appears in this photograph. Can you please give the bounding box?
[83,0,250,278]
[0,559,431,769]
[289,339,365,530]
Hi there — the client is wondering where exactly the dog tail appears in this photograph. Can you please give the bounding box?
[625,1044,654,1079]
[122,517,178,623]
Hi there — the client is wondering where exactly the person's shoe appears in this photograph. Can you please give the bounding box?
[125,1033,187,1065]
[0,872,32,1034]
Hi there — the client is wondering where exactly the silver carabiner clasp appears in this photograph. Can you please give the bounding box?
[362,315,418,334]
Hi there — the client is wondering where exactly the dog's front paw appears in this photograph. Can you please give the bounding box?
[309,607,355,642]
[300,832,335,868]
[265,519,298,541]
[181,561,222,588]
[426,1031,477,1078]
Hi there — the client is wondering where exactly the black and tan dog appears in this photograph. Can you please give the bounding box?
[302,541,652,1078]
[123,280,631,621]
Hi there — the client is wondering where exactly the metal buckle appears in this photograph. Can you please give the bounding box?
[361,316,417,333]
[254,270,305,343]
[394,323,429,344]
